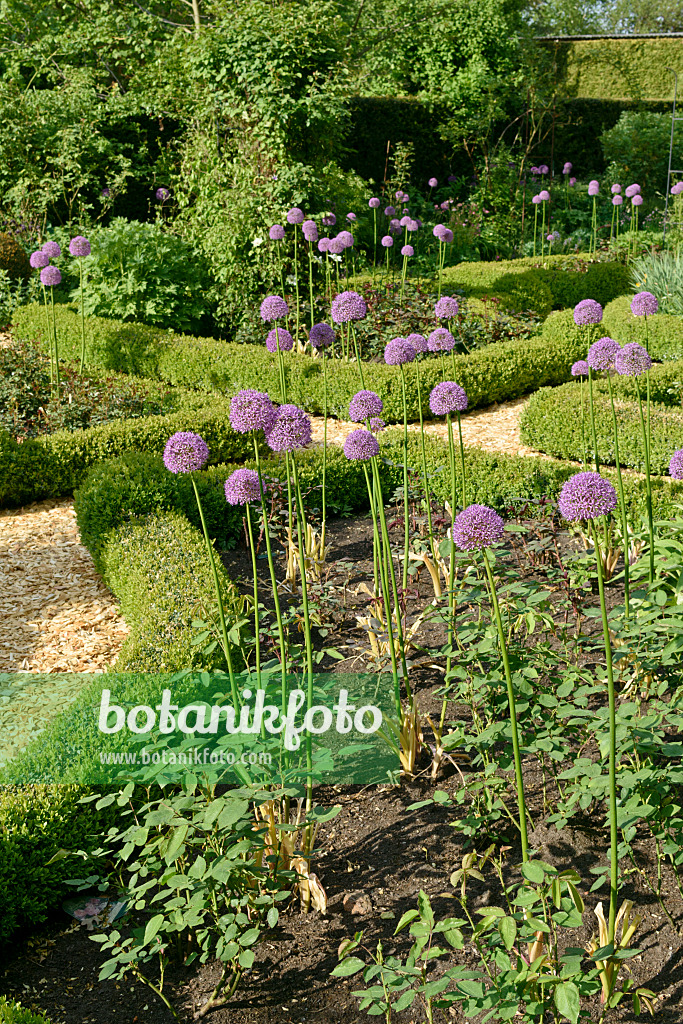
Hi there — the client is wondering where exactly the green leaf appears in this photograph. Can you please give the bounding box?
[143,913,165,946]
[521,860,546,884]
[499,916,517,951]
[394,909,420,934]
[267,907,279,928]
[554,981,581,1023]
[331,957,366,977]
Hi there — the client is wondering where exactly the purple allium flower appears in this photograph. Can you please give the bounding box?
[260,294,289,321]
[266,404,312,452]
[672,182,683,196]
[42,240,61,259]
[381,235,393,247]
[318,237,330,253]
[163,431,209,474]
[384,337,416,365]
[441,227,454,243]
[539,164,549,175]
[286,207,304,224]
[395,190,404,200]
[343,428,379,461]
[452,504,505,550]
[266,327,294,353]
[384,206,396,217]
[588,180,600,196]
[399,215,410,227]
[611,183,622,194]
[322,212,336,227]
[531,166,540,175]
[269,224,286,241]
[440,201,450,210]
[571,360,589,377]
[302,219,318,242]
[539,190,550,201]
[632,194,643,207]
[427,327,455,352]
[349,389,383,422]
[587,336,620,371]
[401,244,414,257]
[615,342,652,376]
[406,218,419,232]
[631,291,658,317]
[573,299,603,326]
[328,236,345,255]
[532,195,542,205]
[346,212,356,222]
[69,235,91,257]
[156,186,170,202]
[337,230,354,248]
[406,332,428,352]
[435,296,459,319]
[669,449,683,479]
[569,176,577,186]
[225,469,263,505]
[389,218,402,235]
[563,162,572,174]
[331,290,366,323]
[613,195,623,206]
[558,472,617,521]
[433,223,448,240]
[229,389,277,434]
[428,177,438,187]
[625,184,640,198]
[29,250,49,269]
[370,417,385,433]
[309,322,335,348]
[40,265,61,287]
[369,197,380,208]
[429,381,468,415]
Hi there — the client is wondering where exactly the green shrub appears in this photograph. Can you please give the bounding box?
[601,296,683,361]
[0,998,54,1023]
[601,110,682,198]
[0,234,30,282]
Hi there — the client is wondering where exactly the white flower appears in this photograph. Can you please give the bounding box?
[330,254,342,263]
[252,237,264,248]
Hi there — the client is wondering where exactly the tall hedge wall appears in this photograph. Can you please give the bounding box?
[543,36,682,102]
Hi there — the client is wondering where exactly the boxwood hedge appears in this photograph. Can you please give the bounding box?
[0,999,54,1024]
[541,302,683,364]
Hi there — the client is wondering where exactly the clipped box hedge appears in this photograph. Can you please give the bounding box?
[0,999,53,1024]
[601,296,683,361]
[519,382,683,474]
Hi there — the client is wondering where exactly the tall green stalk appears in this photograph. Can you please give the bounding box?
[244,501,261,681]
[78,259,87,374]
[441,413,459,731]
[605,374,631,617]
[253,438,288,713]
[293,223,301,345]
[399,364,410,591]
[415,360,435,559]
[588,366,601,473]
[307,241,315,331]
[635,378,655,583]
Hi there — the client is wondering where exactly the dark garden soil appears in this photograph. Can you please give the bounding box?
[3,512,683,1022]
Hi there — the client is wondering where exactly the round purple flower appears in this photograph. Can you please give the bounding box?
[286,207,304,224]
[427,327,455,352]
[346,212,356,222]
[229,390,277,434]
[587,336,620,371]
[428,177,438,187]
[155,186,170,202]
[611,183,622,194]
[389,219,402,235]
[563,162,572,174]
[406,332,428,353]
[69,235,91,257]
[400,215,410,227]
[625,184,640,198]
[29,250,49,269]
[395,190,404,200]
[322,212,336,227]
[302,219,318,242]
[435,296,459,319]
[401,244,414,257]
[539,164,549,175]
[632,195,643,207]
[269,224,286,241]
[631,291,658,317]
[331,290,366,323]
[569,177,577,186]
[588,180,600,196]
[384,337,416,365]
[532,195,542,205]
[260,295,289,321]
[441,227,454,243]
[370,417,386,433]
[429,381,468,415]
[328,236,345,255]
[266,327,294,353]
[42,240,61,259]
[266,404,312,452]
[369,197,380,209]
[531,166,540,175]
[539,190,550,202]
[672,182,683,196]
[613,195,623,206]
[40,265,61,287]
[309,322,335,348]
[406,218,419,232]
[452,505,505,551]
[669,449,683,479]
[225,469,263,505]
[163,431,209,474]
[381,235,393,248]
[384,205,396,217]
[571,360,589,377]
[343,428,379,461]
[318,237,330,253]
[336,230,354,248]
[558,472,617,521]
[615,342,652,377]
[573,299,603,326]
[349,389,383,422]
[433,223,449,240]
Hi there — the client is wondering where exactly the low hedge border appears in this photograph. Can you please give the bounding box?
[519,382,683,474]
[541,301,683,364]
[0,998,54,1023]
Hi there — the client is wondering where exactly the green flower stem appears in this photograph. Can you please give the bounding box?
[481,547,529,863]
[456,412,467,509]
[541,202,546,257]
[351,323,365,387]
[635,378,655,584]
[580,377,587,469]
[245,501,260,681]
[277,240,287,325]
[253,437,288,712]
[441,412,459,730]
[190,476,237,708]
[533,204,538,258]
[321,350,328,547]
[293,223,300,345]
[437,239,444,299]
[400,254,408,302]
[590,518,619,945]
[50,286,60,399]
[308,242,314,332]
[588,366,601,473]
[41,282,53,388]
[605,373,631,617]
[78,258,87,375]
[291,458,314,814]
[415,359,435,559]
[399,365,410,591]
[372,208,377,282]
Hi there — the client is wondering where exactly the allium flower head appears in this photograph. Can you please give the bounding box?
[588,180,600,196]
[631,291,658,317]
[156,186,170,202]
[427,327,455,352]
[380,234,393,248]
[428,177,438,187]
[435,296,459,319]
[384,206,396,217]
[322,212,336,227]
[229,389,277,434]
[389,219,402,235]
[539,190,550,201]
[346,212,356,222]
[336,230,354,248]
[331,290,366,323]
[286,207,304,224]
[400,215,410,227]
[328,236,345,254]
[266,404,312,452]
[587,336,620,371]
[429,381,468,415]
[42,240,61,258]
[266,327,294,353]
[611,183,622,194]
[672,182,683,196]
[573,298,603,326]
[309,322,335,348]
[370,417,385,433]
[69,235,91,257]
[615,342,652,376]
[532,194,541,205]
[558,472,617,521]
[349,390,383,422]
[302,219,318,241]
[632,194,643,207]
[563,162,572,174]
[613,195,623,206]
[406,332,428,352]
[433,223,449,240]
[625,184,641,198]
[406,218,419,232]
[163,431,209,474]
[539,164,549,174]
[531,166,540,175]
[224,469,263,505]
[669,449,683,479]
[452,504,505,550]
[260,295,289,321]
[571,360,589,377]
[318,237,330,253]
[369,197,380,208]
[40,265,61,287]
[344,428,380,461]
[569,176,577,186]
[384,337,416,365]
[269,224,286,241]
[29,250,49,269]
[401,244,414,257]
